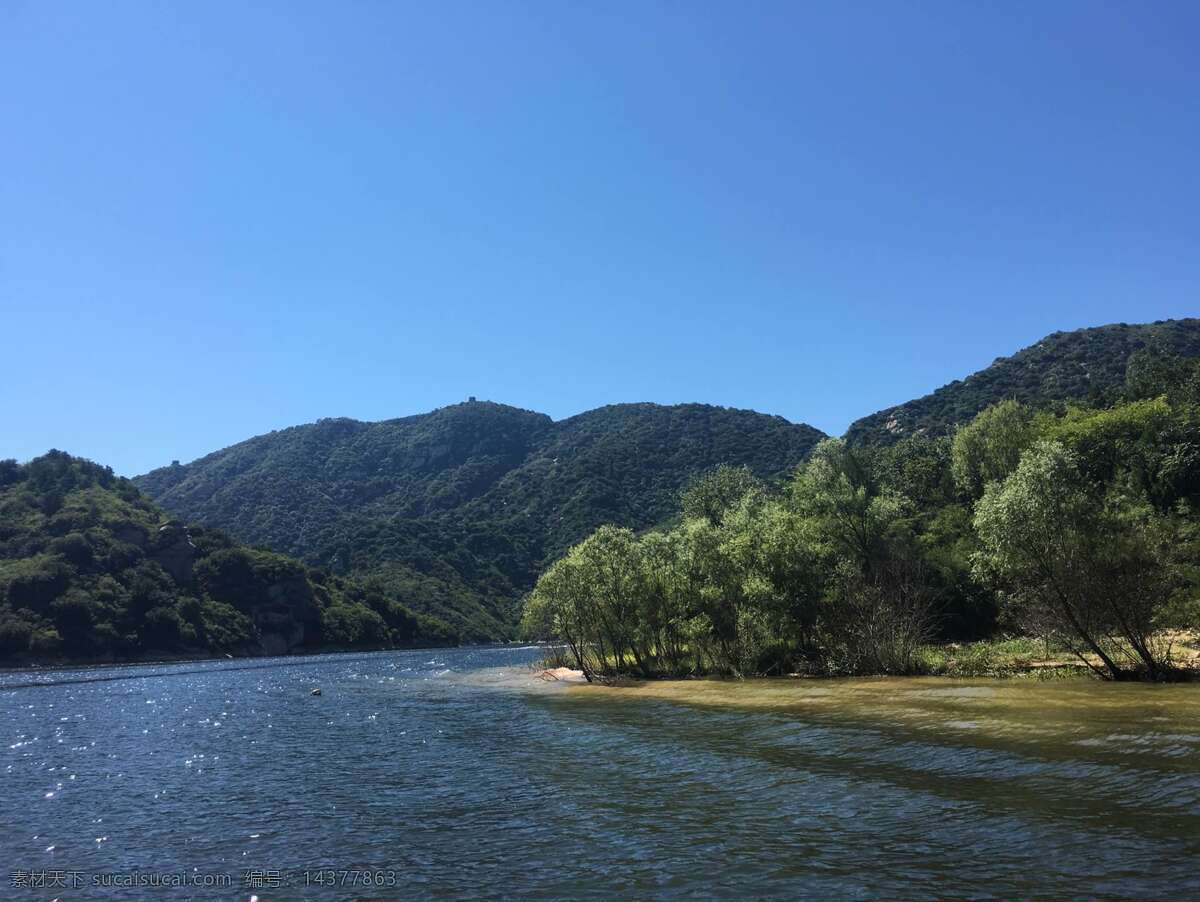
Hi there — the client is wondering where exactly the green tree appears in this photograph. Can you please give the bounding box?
[681,465,763,528]
[634,529,696,675]
[872,436,956,510]
[1124,348,1200,405]
[680,513,753,675]
[1038,398,1200,512]
[790,438,905,574]
[951,400,1034,499]
[522,525,653,678]
[727,497,821,656]
[973,441,1183,680]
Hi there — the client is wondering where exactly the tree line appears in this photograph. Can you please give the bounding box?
[522,350,1200,682]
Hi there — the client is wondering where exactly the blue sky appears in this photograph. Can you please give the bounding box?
[3,1,1197,475]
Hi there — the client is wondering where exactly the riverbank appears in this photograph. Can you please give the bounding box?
[536,633,1200,684]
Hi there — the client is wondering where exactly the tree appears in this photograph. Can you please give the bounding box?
[635,530,696,675]
[522,548,594,677]
[681,465,763,528]
[727,497,822,655]
[872,436,956,510]
[951,400,1034,500]
[522,526,653,679]
[679,512,754,675]
[0,459,21,488]
[789,439,936,672]
[1124,348,1200,405]
[790,439,905,575]
[973,441,1182,680]
[50,591,95,652]
[1038,398,1200,512]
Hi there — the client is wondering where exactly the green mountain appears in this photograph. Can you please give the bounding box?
[845,319,1200,445]
[0,451,456,663]
[135,402,826,639]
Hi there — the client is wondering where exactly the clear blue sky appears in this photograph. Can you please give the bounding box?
[3,1,1198,475]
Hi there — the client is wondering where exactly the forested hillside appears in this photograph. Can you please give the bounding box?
[0,452,456,663]
[129,319,1200,643]
[846,319,1200,445]
[136,403,825,639]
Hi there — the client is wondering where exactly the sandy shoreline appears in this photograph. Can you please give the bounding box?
[533,666,588,683]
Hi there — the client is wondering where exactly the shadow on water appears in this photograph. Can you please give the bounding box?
[534,676,1200,848]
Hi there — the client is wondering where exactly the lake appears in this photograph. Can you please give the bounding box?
[2,645,1198,898]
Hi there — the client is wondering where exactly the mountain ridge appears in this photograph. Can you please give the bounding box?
[846,318,1200,445]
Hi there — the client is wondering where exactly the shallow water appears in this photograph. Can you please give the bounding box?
[2,648,1198,898]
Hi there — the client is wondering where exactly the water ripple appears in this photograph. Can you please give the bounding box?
[2,649,1198,898]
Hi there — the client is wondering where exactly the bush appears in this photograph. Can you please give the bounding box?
[51,532,94,568]
[5,560,73,613]
[29,627,63,656]
[140,605,185,650]
[50,592,96,651]
[320,603,390,646]
[0,615,34,655]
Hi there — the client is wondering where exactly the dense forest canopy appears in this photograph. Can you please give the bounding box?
[135,402,825,639]
[0,452,456,663]
[524,348,1200,682]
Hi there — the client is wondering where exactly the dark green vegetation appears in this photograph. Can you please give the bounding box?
[846,318,1200,445]
[0,452,456,664]
[136,403,824,640]
[524,348,1200,682]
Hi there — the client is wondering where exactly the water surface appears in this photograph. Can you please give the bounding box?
[2,647,1197,897]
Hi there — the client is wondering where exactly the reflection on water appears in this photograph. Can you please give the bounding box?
[2,650,1198,898]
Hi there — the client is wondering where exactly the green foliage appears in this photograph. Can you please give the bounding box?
[869,435,956,510]
[1125,347,1200,405]
[790,438,908,573]
[135,402,824,639]
[681,465,763,527]
[319,603,390,647]
[194,548,317,618]
[950,400,1034,499]
[0,452,457,663]
[972,441,1187,680]
[525,441,936,679]
[916,637,1071,677]
[1034,398,1200,511]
